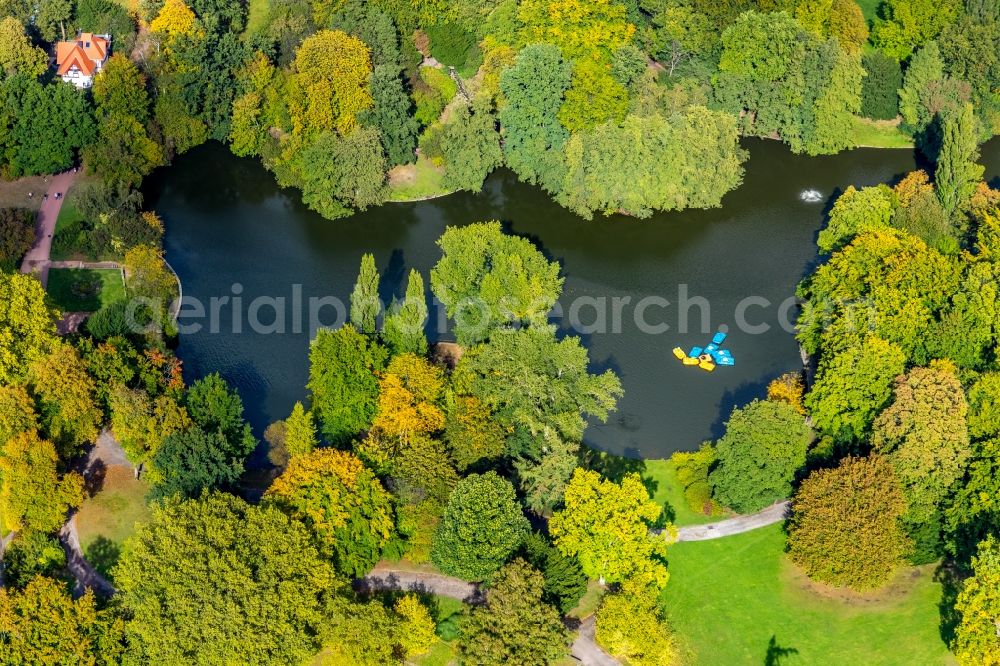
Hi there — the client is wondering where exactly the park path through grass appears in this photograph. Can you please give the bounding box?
[662,523,954,665]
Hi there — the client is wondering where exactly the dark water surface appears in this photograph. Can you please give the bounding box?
[153,138,1000,460]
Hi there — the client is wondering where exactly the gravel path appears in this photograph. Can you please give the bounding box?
[20,170,78,287]
[355,565,483,604]
[674,500,791,542]
[359,566,620,665]
[59,515,116,599]
[571,616,619,666]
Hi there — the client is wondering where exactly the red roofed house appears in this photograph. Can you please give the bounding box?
[55,33,111,89]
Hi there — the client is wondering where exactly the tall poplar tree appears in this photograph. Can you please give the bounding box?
[349,253,380,336]
[936,103,984,215]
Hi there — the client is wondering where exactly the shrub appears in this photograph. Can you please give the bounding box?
[0,208,35,270]
[86,300,150,340]
[861,51,902,120]
[412,66,456,126]
[788,455,911,590]
[426,22,477,71]
[671,444,721,516]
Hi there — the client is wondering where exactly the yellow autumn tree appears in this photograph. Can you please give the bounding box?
[0,385,38,445]
[29,342,101,456]
[767,372,806,415]
[289,30,373,137]
[517,0,635,60]
[265,448,393,577]
[0,17,47,78]
[0,430,84,534]
[372,353,445,446]
[953,536,1000,665]
[550,468,673,588]
[150,0,199,40]
[394,594,436,658]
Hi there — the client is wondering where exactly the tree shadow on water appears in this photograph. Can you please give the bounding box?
[764,635,798,665]
[577,445,646,484]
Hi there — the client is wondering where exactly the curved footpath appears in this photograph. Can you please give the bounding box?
[55,431,792,664]
[60,516,116,598]
[19,170,78,287]
[674,500,791,542]
[357,566,619,666]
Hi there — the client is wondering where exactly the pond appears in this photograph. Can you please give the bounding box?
[153,138,1000,461]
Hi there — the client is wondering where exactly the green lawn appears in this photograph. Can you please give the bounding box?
[76,466,152,583]
[245,0,270,36]
[856,0,882,22]
[662,523,954,665]
[850,117,914,149]
[643,458,723,527]
[50,198,86,261]
[387,156,453,202]
[46,268,125,312]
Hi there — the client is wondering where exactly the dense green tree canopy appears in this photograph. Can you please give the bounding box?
[968,373,1000,440]
[709,400,812,513]
[349,253,381,337]
[282,127,389,219]
[0,577,110,665]
[430,221,564,344]
[0,208,34,270]
[860,51,902,121]
[797,228,961,364]
[0,75,95,178]
[872,364,971,523]
[935,103,985,215]
[714,10,863,156]
[497,44,571,194]
[871,0,959,60]
[454,326,622,442]
[113,492,344,664]
[816,184,896,253]
[147,427,248,500]
[557,107,746,218]
[381,268,429,356]
[307,324,388,444]
[460,558,569,665]
[440,101,503,193]
[431,471,529,580]
[265,448,394,577]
